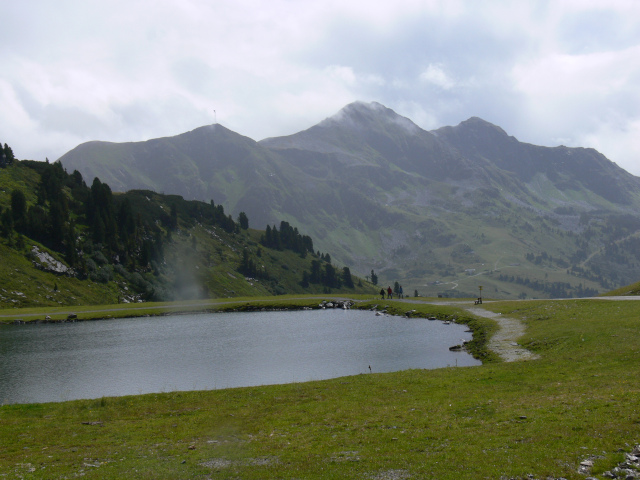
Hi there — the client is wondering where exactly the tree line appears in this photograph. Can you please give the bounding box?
[260,221,314,256]
[2,143,361,297]
[497,274,598,298]
[1,155,243,284]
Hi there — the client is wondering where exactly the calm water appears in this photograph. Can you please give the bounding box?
[0,309,479,404]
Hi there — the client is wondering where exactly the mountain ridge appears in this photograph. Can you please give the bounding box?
[56,101,640,299]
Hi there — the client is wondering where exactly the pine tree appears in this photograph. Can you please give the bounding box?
[342,267,355,288]
[3,143,14,165]
[300,270,310,288]
[310,259,322,283]
[10,189,27,230]
[0,208,13,237]
[237,211,249,230]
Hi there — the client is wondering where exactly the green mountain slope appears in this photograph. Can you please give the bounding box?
[0,159,374,308]
[56,101,640,299]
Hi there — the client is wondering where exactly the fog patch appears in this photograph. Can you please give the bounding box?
[166,241,209,301]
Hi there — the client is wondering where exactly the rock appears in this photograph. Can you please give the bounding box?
[578,460,593,475]
[31,246,74,276]
[67,313,77,320]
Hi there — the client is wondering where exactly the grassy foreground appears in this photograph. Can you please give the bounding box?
[1,298,640,479]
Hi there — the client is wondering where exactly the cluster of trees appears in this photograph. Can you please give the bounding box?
[239,220,356,291]
[0,143,15,168]
[525,251,569,268]
[237,247,269,280]
[567,265,613,290]
[300,259,354,290]
[1,159,245,287]
[0,161,168,279]
[3,147,364,298]
[497,274,598,298]
[2,161,81,254]
[260,221,314,256]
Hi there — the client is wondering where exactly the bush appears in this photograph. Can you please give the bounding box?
[129,272,150,291]
[113,264,127,276]
[85,258,97,272]
[95,266,113,283]
[92,250,108,265]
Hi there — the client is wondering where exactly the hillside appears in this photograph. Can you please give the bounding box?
[0,156,374,308]
[57,102,640,299]
[601,279,640,296]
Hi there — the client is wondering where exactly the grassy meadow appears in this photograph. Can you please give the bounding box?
[1,297,639,479]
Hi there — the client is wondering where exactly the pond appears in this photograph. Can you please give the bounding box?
[0,309,480,404]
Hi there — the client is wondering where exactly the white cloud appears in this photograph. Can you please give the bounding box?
[1,0,640,177]
[510,44,640,174]
[419,64,456,90]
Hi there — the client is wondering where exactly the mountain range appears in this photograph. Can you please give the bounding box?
[57,101,640,299]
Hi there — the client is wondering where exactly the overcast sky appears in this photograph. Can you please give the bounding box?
[2,1,640,175]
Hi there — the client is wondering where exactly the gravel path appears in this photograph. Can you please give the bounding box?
[464,307,539,362]
[399,296,640,361]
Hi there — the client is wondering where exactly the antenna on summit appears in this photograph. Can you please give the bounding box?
[214,110,217,124]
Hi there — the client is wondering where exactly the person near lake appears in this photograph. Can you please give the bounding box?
[399,285,404,299]
[387,286,393,299]
[380,288,385,299]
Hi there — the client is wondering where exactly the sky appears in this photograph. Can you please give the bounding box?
[2,1,640,175]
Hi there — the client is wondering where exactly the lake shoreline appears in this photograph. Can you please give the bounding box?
[1,306,479,405]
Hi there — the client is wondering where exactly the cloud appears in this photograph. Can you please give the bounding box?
[510,44,640,172]
[1,0,640,176]
[419,64,456,90]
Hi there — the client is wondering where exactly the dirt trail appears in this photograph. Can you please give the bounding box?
[392,298,539,362]
[464,307,538,362]
[401,296,638,361]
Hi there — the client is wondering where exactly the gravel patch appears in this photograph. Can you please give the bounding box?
[465,307,539,362]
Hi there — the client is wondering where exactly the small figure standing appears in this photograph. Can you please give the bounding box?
[380,288,385,299]
[399,285,404,299]
[387,286,393,299]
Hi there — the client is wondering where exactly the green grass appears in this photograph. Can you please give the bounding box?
[601,280,640,296]
[0,294,384,323]
[2,297,640,478]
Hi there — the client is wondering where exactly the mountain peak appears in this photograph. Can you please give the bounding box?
[454,117,510,137]
[318,101,420,135]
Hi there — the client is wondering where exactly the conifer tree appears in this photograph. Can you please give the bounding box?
[342,266,355,288]
[237,211,249,230]
[10,189,27,230]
